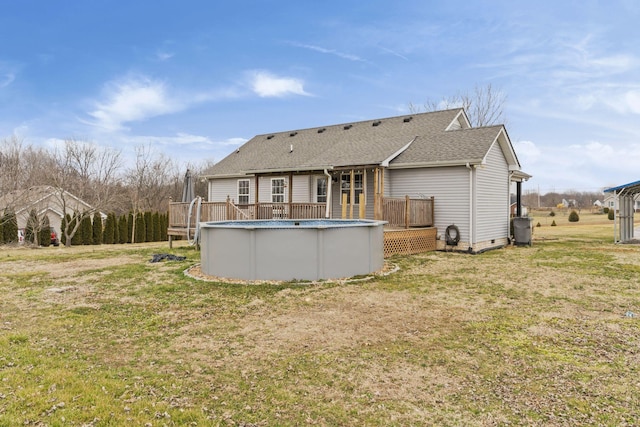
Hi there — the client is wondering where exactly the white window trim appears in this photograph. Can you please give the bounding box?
[340,171,365,205]
[271,177,286,203]
[237,179,250,205]
[313,176,328,203]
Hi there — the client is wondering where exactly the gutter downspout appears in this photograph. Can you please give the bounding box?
[466,163,473,252]
[324,169,332,218]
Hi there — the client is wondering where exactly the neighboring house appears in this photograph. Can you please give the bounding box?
[603,192,640,211]
[203,108,530,253]
[560,198,577,208]
[0,185,104,239]
[510,202,528,217]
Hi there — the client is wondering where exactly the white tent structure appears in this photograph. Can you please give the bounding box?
[604,180,640,243]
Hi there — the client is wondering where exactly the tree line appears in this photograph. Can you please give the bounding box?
[521,190,607,210]
[0,135,213,246]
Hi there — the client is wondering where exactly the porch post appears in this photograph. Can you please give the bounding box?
[349,169,355,219]
[380,168,385,222]
[254,175,259,220]
[374,167,380,220]
[516,181,522,217]
[288,172,293,218]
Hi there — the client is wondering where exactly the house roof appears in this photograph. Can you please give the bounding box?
[204,108,523,177]
[0,185,97,216]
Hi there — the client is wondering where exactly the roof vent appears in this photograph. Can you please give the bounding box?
[289,132,298,137]
[266,135,274,139]
[372,120,381,126]
[344,124,353,130]
[317,128,326,133]
[403,116,413,123]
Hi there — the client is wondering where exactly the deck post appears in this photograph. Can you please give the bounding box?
[405,195,410,228]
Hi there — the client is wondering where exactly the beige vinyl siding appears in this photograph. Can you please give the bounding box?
[387,166,470,241]
[475,142,509,243]
[292,175,310,202]
[209,177,244,203]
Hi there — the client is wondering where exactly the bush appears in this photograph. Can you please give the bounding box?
[568,210,580,222]
[25,209,39,245]
[536,222,541,227]
[92,214,103,245]
[39,215,51,247]
[608,209,615,220]
[551,220,557,226]
[603,207,609,214]
[2,208,18,243]
[81,214,92,245]
[103,213,115,244]
[549,211,556,217]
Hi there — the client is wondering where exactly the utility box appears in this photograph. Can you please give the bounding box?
[513,217,533,246]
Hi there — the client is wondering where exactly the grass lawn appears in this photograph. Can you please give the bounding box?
[1,216,639,426]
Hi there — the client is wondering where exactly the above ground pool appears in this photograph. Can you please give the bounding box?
[199,219,386,281]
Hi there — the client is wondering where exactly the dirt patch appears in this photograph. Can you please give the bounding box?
[173,286,470,365]
[1,256,140,278]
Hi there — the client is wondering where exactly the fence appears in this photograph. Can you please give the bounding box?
[382,196,434,228]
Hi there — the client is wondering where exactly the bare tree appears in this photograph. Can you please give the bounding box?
[410,83,507,127]
[47,139,123,246]
[125,144,182,242]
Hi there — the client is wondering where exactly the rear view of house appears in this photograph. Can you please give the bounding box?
[200,108,530,253]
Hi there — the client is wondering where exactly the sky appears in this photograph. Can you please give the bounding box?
[1,0,639,195]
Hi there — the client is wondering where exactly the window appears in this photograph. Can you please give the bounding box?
[315,176,327,203]
[271,178,285,203]
[237,179,250,205]
[341,172,363,205]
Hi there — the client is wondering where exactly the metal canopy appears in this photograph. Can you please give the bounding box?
[604,179,640,243]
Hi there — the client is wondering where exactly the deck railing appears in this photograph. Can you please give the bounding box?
[169,196,433,233]
[382,196,434,228]
[169,200,327,231]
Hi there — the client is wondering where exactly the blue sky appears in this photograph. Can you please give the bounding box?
[1,1,639,195]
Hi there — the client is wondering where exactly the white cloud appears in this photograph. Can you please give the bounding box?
[290,42,365,62]
[118,133,248,165]
[623,90,640,114]
[84,76,184,131]
[156,50,174,61]
[0,72,15,88]
[248,71,310,98]
[0,62,18,89]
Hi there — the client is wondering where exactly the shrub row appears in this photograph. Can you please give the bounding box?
[61,211,169,246]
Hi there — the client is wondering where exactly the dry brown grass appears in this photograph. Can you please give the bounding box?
[1,225,639,425]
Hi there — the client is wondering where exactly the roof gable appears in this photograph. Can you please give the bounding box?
[0,186,98,216]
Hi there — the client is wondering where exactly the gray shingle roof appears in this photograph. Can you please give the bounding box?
[205,109,515,176]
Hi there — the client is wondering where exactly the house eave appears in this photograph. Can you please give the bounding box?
[388,159,484,169]
[242,165,334,175]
